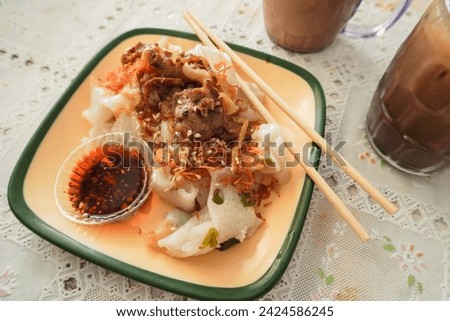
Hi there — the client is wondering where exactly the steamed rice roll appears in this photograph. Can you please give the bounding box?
[158,207,215,257]
[157,170,260,257]
[252,123,291,184]
[153,167,199,212]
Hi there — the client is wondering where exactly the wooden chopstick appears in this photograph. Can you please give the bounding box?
[183,13,370,242]
[184,11,397,216]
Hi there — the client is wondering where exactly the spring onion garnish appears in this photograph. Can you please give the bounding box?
[199,227,219,249]
[212,189,224,204]
[241,193,253,207]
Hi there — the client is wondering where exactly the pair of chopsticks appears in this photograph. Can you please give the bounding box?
[183,12,397,242]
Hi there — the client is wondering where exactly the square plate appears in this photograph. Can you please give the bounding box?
[8,28,325,300]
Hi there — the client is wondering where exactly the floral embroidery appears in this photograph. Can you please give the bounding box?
[318,268,334,286]
[391,243,425,274]
[381,236,425,296]
[332,222,347,236]
[313,227,428,301]
[312,243,340,300]
[0,269,17,297]
[318,243,340,287]
[311,286,339,301]
[325,243,340,259]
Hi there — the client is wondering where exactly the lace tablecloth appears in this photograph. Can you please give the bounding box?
[1,0,449,301]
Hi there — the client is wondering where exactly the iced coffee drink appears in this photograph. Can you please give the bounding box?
[263,0,361,52]
[366,0,450,175]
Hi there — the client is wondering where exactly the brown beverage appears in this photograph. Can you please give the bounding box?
[263,0,361,52]
[366,0,450,175]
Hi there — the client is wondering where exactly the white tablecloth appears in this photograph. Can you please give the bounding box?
[1,0,449,300]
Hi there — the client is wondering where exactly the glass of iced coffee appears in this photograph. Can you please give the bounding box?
[263,0,412,53]
[366,0,450,176]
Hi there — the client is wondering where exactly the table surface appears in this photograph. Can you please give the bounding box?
[1,0,449,301]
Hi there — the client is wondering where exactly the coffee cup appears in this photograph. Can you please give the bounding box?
[263,0,412,53]
[366,0,450,176]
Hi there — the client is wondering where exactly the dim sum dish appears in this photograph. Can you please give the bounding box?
[8,29,325,300]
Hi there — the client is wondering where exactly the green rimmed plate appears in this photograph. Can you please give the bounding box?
[8,28,325,300]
